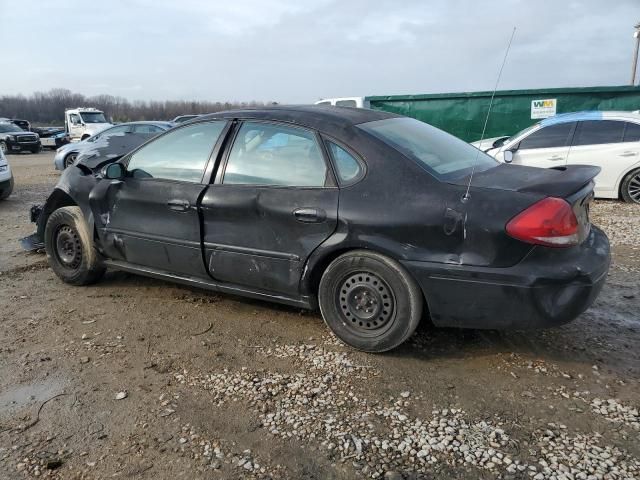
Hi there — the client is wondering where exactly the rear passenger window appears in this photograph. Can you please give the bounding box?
[572,120,625,146]
[518,122,575,149]
[223,122,327,187]
[623,122,640,142]
[326,141,362,184]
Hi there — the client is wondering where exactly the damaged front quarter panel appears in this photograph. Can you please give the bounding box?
[20,165,100,252]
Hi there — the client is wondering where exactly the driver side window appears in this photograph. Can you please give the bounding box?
[127,122,226,183]
[518,122,576,150]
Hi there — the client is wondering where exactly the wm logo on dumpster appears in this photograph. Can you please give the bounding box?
[531,98,557,119]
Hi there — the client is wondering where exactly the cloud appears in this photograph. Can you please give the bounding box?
[0,0,638,103]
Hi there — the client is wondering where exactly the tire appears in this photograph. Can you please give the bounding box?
[0,141,7,154]
[31,145,42,154]
[64,152,77,169]
[318,250,423,352]
[0,176,13,200]
[44,206,106,285]
[620,168,640,204]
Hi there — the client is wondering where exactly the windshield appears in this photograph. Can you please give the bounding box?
[0,123,24,133]
[80,112,107,123]
[358,117,499,180]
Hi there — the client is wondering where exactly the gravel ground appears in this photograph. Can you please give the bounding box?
[0,152,639,480]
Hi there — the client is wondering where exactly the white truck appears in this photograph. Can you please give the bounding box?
[65,107,112,142]
[315,97,369,108]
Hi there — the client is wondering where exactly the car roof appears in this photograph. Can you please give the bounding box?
[110,121,174,127]
[540,110,640,126]
[200,105,399,134]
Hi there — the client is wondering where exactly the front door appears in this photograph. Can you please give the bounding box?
[566,120,640,197]
[511,121,576,169]
[89,121,229,276]
[201,121,339,296]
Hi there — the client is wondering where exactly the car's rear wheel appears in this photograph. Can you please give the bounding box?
[44,206,106,285]
[621,168,640,204]
[64,153,77,169]
[318,250,423,352]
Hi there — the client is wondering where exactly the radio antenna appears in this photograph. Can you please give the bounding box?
[462,26,516,202]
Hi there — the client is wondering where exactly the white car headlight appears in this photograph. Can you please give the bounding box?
[0,165,8,172]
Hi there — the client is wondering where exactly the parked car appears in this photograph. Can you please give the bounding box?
[172,114,201,123]
[9,119,31,131]
[0,148,14,200]
[472,111,640,204]
[24,106,609,352]
[32,126,70,150]
[54,121,174,170]
[0,123,41,154]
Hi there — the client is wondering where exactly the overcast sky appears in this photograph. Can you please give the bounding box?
[1,0,638,103]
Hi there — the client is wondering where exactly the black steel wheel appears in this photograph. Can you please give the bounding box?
[318,250,423,352]
[54,225,83,270]
[621,168,640,204]
[337,272,396,334]
[64,152,77,169]
[44,206,105,285]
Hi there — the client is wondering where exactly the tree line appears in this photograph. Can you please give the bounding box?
[0,88,277,125]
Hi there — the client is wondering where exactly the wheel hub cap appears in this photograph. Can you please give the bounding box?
[339,273,394,331]
[55,225,82,269]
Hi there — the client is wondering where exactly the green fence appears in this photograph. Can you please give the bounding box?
[368,86,640,142]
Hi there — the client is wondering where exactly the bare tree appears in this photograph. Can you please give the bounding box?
[0,89,277,125]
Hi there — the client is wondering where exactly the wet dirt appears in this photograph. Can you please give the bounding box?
[0,152,639,479]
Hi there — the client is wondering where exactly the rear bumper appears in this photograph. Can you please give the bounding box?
[402,226,610,330]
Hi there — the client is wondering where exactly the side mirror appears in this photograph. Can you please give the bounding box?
[102,162,125,180]
[503,150,514,163]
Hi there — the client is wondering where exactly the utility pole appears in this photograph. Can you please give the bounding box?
[632,22,640,86]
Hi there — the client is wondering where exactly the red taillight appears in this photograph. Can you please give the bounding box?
[506,197,579,247]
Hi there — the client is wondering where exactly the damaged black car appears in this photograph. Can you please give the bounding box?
[22,106,610,352]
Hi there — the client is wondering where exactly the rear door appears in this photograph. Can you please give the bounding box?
[511,122,576,168]
[200,120,339,296]
[566,120,640,197]
[89,121,229,276]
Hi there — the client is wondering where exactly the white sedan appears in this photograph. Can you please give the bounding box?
[0,148,13,200]
[471,111,640,204]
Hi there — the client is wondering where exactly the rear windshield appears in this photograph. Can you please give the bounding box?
[358,117,498,180]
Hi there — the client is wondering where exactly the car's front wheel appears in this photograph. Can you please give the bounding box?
[621,168,640,204]
[64,153,77,169]
[318,250,423,352]
[44,206,106,285]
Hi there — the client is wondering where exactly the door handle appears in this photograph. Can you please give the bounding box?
[293,207,326,223]
[548,155,564,161]
[619,151,639,157]
[167,199,191,212]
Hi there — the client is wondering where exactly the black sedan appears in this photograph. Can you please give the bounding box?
[24,106,610,352]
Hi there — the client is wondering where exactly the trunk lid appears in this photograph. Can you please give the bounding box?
[454,163,599,245]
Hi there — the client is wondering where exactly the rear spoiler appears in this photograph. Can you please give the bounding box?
[517,165,601,197]
[463,164,601,198]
